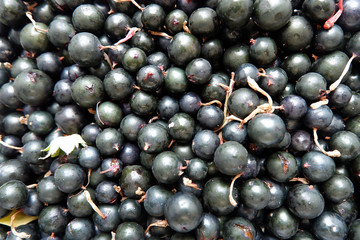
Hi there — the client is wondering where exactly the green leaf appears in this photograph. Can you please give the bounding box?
[0,210,38,227]
[40,134,87,159]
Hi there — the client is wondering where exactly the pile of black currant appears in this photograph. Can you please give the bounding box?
[1,0,360,239]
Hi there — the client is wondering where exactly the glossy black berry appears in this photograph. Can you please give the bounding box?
[196,213,220,240]
[312,211,348,240]
[122,47,147,73]
[266,207,299,239]
[0,0,26,28]
[315,25,344,53]
[287,184,325,220]
[165,9,188,34]
[253,0,292,31]
[120,113,146,142]
[282,53,312,81]
[0,180,28,210]
[186,158,208,181]
[137,123,170,153]
[329,130,360,163]
[20,23,49,54]
[13,70,53,106]
[223,217,256,240]
[68,32,103,67]
[38,205,69,234]
[239,178,271,210]
[37,176,65,205]
[72,4,105,34]
[295,72,327,102]
[67,188,96,218]
[54,163,85,193]
[279,16,313,52]
[164,192,203,233]
[321,174,354,203]
[152,151,183,184]
[203,177,238,216]
[247,113,286,148]
[104,68,135,101]
[141,4,165,31]
[192,130,220,160]
[48,19,76,48]
[115,222,144,240]
[197,105,224,130]
[168,112,195,143]
[250,37,277,66]
[304,105,334,130]
[71,75,104,109]
[167,32,201,67]
[119,165,151,198]
[64,218,95,240]
[118,198,142,222]
[144,185,173,217]
[214,141,248,176]
[266,151,298,182]
[130,90,157,116]
[55,104,85,134]
[95,128,124,156]
[93,204,121,232]
[302,0,335,23]
[228,88,260,119]
[136,64,164,92]
[189,7,218,38]
[301,151,336,183]
[27,111,54,135]
[222,121,247,144]
[94,101,123,128]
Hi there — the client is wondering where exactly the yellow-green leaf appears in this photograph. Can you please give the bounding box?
[0,210,38,227]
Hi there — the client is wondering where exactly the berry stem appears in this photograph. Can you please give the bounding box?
[327,53,356,93]
[182,21,191,33]
[18,114,29,125]
[25,12,48,33]
[148,116,159,123]
[114,0,144,11]
[144,220,169,237]
[310,99,329,109]
[323,0,343,30]
[114,27,141,46]
[0,62,12,69]
[148,30,173,39]
[103,52,114,70]
[168,139,175,148]
[247,76,273,110]
[26,184,38,189]
[111,231,116,240]
[229,172,243,206]
[96,101,105,125]
[201,100,223,108]
[83,190,106,219]
[289,177,310,184]
[0,135,23,152]
[183,177,202,190]
[25,2,38,11]
[11,210,32,239]
[234,224,254,240]
[313,128,341,157]
[240,107,265,127]
[83,169,92,189]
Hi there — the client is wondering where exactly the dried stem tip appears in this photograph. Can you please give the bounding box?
[11,210,31,239]
[144,220,169,237]
[83,190,106,219]
[229,172,244,206]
